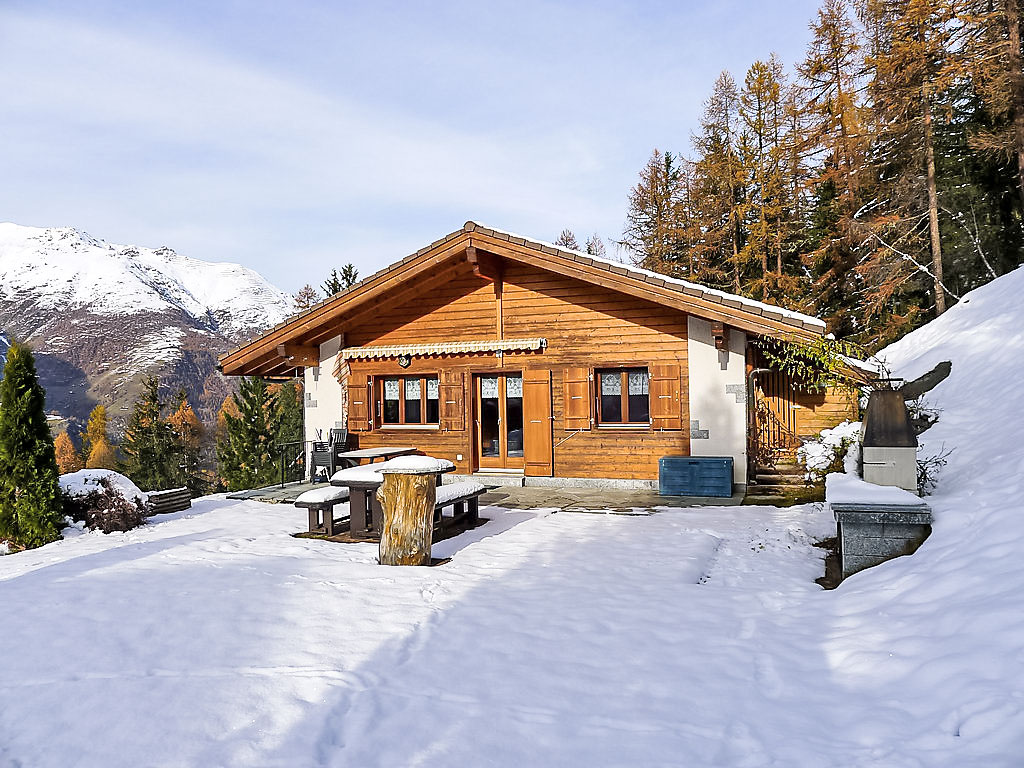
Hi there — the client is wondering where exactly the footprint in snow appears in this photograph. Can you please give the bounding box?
[754,652,783,699]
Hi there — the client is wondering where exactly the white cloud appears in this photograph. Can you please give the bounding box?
[0,2,819,291]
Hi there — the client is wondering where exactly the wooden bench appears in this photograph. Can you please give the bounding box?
[294,486,350,536]
[147,488,192,516]
[432,481,487,531]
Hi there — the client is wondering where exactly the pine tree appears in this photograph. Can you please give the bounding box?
[340,264,359,289]
[215,393,239,446]
[739,55,797,301]
[0,341,64,548]
[81,404,110,464]
[798,0,871,337]
[120,377,180,492]
[85,436,118,470]
[294,284,320,312]
[962,0,1024,212]
[621,149,686,272]
[322,265,359,296]
[861,0,959,316]
[167,390,205,496]
[276,380,304,445]
[555,229,580,250]
[693,72,748,292]
[54,431,83,474]
[216,377,280,491]
[322,269,343,296]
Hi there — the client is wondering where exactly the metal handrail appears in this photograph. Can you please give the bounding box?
[273,440,307,487]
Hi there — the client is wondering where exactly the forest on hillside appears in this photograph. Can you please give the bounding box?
[617,0,1024,349]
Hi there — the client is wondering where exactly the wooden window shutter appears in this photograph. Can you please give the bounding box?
[649,363,682,430]
[523,369,553,476]
[563,367,592,431]
[439,370,466,431]
[347,372,372,432]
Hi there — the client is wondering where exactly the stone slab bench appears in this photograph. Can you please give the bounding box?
[294,485,350,536]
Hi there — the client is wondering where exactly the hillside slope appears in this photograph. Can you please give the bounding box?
[0,223,292,430]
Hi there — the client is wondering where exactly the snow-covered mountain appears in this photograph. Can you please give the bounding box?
[0,223,293,430]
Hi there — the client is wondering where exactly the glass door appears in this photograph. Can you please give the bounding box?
[475,374,524,470]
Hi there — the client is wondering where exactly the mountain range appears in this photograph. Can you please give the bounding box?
[0,223,294,433]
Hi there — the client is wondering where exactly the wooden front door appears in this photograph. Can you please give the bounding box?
[475,373,525,470]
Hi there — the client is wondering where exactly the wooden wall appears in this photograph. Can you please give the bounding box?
[793,385,859,438]
[343,261,692,480]
[345,262,498,347]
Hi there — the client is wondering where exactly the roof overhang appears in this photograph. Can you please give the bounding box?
[219,222,827,378]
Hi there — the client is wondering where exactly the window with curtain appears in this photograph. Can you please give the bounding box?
[379,375,440,425]
[597,367,649,424]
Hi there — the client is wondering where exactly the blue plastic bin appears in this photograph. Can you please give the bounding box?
[659,456,734,497]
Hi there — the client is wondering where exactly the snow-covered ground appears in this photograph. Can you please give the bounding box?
[3,266,1024,766]
[1,499,832,767]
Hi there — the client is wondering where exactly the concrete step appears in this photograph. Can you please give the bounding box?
[755,471,805,482]
[468,472,526,488]
[748,483,807,495]
[743,494,790,506]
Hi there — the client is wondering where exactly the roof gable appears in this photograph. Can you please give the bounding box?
[219,221,826,377]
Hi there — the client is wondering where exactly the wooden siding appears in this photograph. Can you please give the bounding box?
[793,385,859,438]
[345,262,498,347]
[342,262,692,480]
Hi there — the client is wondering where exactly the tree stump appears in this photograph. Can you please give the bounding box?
[377,470,437,566]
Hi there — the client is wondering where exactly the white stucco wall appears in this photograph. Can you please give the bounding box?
[303,335,345,445]
[686,317,747,485]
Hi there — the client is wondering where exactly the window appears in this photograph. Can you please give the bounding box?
[597,368,649,424]
[380,375,439,425]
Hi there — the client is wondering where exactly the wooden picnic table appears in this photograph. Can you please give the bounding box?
[330,457,456,538]
[333,446,418,469]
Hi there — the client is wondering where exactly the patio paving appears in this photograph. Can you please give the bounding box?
[230,480,745,511]
[478,485,744,512]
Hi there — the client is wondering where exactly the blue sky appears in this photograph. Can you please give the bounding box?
[1,1,821,293]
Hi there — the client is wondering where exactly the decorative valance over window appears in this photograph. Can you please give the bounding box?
[338,338,547,361]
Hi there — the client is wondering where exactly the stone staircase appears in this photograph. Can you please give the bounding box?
[743,461,810,505]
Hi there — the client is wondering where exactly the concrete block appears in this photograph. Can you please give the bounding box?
[843,553,890,576]
[834,502,932,581]
[881,523,930,540]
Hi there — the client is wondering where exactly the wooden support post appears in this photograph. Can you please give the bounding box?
[377,471,437,566]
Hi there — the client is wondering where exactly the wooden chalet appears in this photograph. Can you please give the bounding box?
[219,222,860,490]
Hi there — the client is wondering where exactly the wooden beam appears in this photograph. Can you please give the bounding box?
[276,344,318,367]
[711,321,727,351]
[467,244,503,281]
